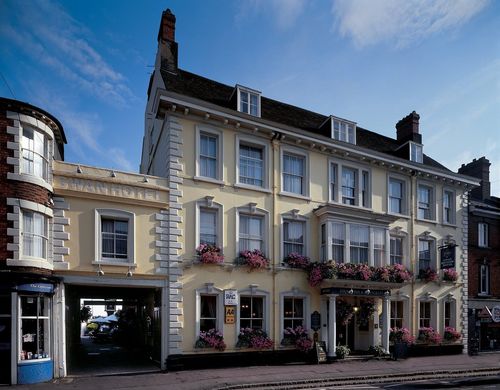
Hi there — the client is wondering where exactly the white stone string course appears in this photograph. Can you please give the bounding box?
[460,190,469,353]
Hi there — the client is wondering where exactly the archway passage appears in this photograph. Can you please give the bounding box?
[65,285,161,376]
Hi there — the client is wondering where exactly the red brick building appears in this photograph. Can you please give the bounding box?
[459,157,500,352]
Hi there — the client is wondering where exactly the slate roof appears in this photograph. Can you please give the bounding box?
[161,68,450,171]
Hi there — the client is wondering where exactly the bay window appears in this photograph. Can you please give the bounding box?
[22,211,48,259]
[349,225,369,264]
[373,228,386,267]
[331,222,345,263]
[22,126,48,180]
[329,160,371,208]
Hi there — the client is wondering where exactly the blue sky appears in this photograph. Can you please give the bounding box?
[1,0,499,194]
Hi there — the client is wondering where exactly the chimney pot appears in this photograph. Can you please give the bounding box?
[159,9,176,43]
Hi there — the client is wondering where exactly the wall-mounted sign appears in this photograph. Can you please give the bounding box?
[311,311,321,331]
[224,289,238,306]
[17,283,54,294]
[492,306,500,323]
[225,306,235,324]
[440,245,456,269]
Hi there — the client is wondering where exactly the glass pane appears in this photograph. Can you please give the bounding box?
[102,219,114,233]
[200,295,216,319]
[39,297,49,317]
[240,297,251,319]
[115,221,128,235]
[200,319,216,332]
[284,298,293,318]
[294,298,303,318]
[252,297,263,318]
[115,238,128,256]
[21,318,37,357]
[284,319,293,329]
[21,296,37,317]
[248,217,262,236]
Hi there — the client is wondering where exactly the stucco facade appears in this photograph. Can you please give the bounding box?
[140,10,480,365]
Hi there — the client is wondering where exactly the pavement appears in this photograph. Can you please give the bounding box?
[21,353,500,390]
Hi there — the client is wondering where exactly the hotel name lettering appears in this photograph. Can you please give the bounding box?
[57,177,160,201]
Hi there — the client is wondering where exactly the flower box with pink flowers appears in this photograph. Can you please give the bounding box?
[196,244,224,264]
[236,249,270,270]
[442,268,458,282]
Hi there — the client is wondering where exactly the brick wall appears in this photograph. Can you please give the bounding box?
[0,109,52,272]
[468,212,500,298]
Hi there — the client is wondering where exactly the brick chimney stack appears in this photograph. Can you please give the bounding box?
[458,157,491,201]
[158,9,178,73]
[396,111,422,144]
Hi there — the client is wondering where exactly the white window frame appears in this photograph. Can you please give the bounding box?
[417,295,437,330]
[195,198,224,249]
[94,209,135,266]
[21,210,48,261]
[236,85,261,117]
[329,116,357,145]
[417,181,436,221]
[195,125,224,184]
[279,289,310,343]
[21,125,49,181]
[479,262,490,296]
[390,300,404,329]
[236,287,270,342]
[321,219,390,266]
[442,296,456,332]
[195,285,224,337]
[409,142,423,163]
[442,188,456,225]
[280,146,310,198]
[236,205,269,257]
[387,174,409,216]
[389,236,404,266]
[280,211,309,261]
[478,223,488,248]
[417,235,436,271]
[329,158,371,208]
[235,135,270,191]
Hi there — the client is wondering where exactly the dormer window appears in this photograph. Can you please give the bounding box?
[322,116,356,145]
[237,85,261,117]
[410,142,423,163]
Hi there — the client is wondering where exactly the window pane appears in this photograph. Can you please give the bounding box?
[250,94,258,116]
[350,225,369,264]
[21,296,37,317]
[240,144,264,186]
[342,167,356,205]
[240,296,251,319]
[332,222,345,263]
[201,295,217,319]
[200,209,217,245]
[283,154,304,194]
[283,220,304,257]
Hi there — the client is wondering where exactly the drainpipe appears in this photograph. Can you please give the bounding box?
[271,133,280,347]
[410,170,416,334]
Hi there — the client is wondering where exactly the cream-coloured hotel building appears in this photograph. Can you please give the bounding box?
[140,9,479,365]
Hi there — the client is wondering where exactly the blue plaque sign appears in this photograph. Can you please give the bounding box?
[17,283,54,294]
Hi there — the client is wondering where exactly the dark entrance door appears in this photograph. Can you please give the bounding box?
[65,285,161,375]
[336,320,355,351]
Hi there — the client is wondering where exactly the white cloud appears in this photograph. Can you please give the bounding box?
[236,0,307,30]
[1,0,135,107]
[332,0,489,48]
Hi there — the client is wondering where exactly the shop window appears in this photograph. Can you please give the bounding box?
[240,296,264,330]
[19,296,50,361]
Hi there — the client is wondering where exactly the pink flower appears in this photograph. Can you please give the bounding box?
[443,269,458,282]
[237,250,270,269]
[196,244,224,264]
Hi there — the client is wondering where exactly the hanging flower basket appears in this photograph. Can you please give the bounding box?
[196,244,224,264]
[236,250,270,269]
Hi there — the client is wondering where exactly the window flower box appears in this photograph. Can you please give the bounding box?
[443,327,461,342]
[196,244,224,264]
[195,329,226,351]
[442,268,458,282]
[281,326,313,352]
[305,262,412,287]
[283,253,310,269]
[236,328,273,349]
[236,250,270,270]
[418,268,438,283]
[417,327,442,344]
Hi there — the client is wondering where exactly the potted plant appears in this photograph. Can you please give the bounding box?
[335,345,350,359]
[236,327,273,349]
[444,326,461,342]
[442,268,458,282]
[283,253,310,269]
[195,328,226,351]
[236,249,270,270]
[368,345,386,358]
[196,244,224,264]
